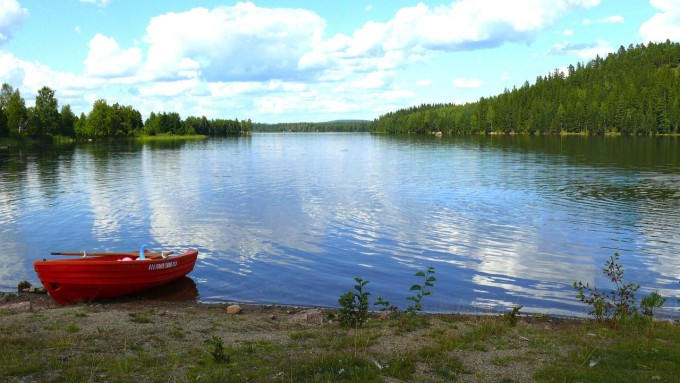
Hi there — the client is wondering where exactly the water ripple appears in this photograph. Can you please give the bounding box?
[2,135,680,318]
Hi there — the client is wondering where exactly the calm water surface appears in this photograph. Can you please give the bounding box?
[1,134,679,317]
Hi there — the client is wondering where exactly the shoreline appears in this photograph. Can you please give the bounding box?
[2,291,679,382]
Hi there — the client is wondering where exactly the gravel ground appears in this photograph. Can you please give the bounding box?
[0,290,584,382]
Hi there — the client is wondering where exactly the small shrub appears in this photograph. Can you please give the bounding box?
[573,253,666,321]
[406,267,436,315]
[503,305,522,326]
[337,277,371,328]
[204,335,229,363]
[640,291,666,318]
[170,328,185,339]
[374,296,398,317]
[129,312,153,324]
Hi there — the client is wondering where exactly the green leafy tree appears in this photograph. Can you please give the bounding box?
[59,105,77,137]
[5,89,27,137]
[35,86,60,136]
[118,105,143,135]
[0,83,14,110]
[74,112,88,138]
[144,112,160,135]
[0,83,10,138]
[86,99,111,138]
[0,107,7,137]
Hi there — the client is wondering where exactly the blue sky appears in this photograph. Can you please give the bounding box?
[0,0,678,123]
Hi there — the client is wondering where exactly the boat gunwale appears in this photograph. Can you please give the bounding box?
[33,250,198,266]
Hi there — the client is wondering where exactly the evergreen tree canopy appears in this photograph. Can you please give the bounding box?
[373,41,680,136]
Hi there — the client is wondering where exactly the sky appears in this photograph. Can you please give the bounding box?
[0,0,678,123]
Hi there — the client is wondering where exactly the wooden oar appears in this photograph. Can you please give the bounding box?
[51,251,136,256]
[50,251,174,259]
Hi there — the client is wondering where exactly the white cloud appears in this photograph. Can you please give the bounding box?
[563,29,574,36]
[79,0,111,6]
[208,82,267,97]
[383,0,600,50]
[84,34,142,78]
[254,88,397,116]
[0,0,615,123]
[0,0,28,44]
[40,1,607,122]
[548,40,614,59]
[0,51,25,85]
[601,15,624,23]
[453,77,482,88]
[137,79,201,98]
[583,15,624,25]
[0,51,104,112]
[640,0,680,42]
[142,3,325,82]
[350,71,394,90]
[255,95,313,115]
[300,0,601,83]
[0,52,103,93]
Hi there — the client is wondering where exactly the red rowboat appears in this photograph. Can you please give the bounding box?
[33,249,198,305]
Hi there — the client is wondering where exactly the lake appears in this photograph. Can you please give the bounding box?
[1,134,679,318]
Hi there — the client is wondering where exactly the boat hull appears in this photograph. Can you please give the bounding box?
[33,250,198,305]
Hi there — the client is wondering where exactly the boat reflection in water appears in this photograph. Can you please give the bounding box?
[135,276,199,302]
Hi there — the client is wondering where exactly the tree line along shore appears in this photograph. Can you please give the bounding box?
[0,85,252,141]
[2,41,680,144]
[375,41,680,136]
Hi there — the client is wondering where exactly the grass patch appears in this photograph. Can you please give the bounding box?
[1,302,678,383]
[128,311,154,324]
[287,353,381,382]
[436,356,472,379]
[170,327,185,339]
[327,329,380,351]
[535,321,680,383]
[0,337,43,377]
[289,329,318,341]
[382,353,417,380]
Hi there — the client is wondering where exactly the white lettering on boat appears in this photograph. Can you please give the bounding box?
[148,261,178,271]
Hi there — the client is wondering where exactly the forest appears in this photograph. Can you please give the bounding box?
[3,41,679,140]
[0,85,251,141]
[253,120,372,133]
[373,40,680,135]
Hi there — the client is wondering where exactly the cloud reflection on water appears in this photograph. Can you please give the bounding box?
[1,135,679,317]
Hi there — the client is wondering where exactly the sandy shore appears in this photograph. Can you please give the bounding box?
[2,290,678,383]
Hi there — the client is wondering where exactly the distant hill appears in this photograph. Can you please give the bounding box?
[373,40,680,135]
[253,120,372,132]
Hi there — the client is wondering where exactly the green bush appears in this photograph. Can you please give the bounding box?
[573,253,666,321]
[204,336,229,363]
[337,277,371,328]
[406,267,437,315]
[503,306,522,326]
